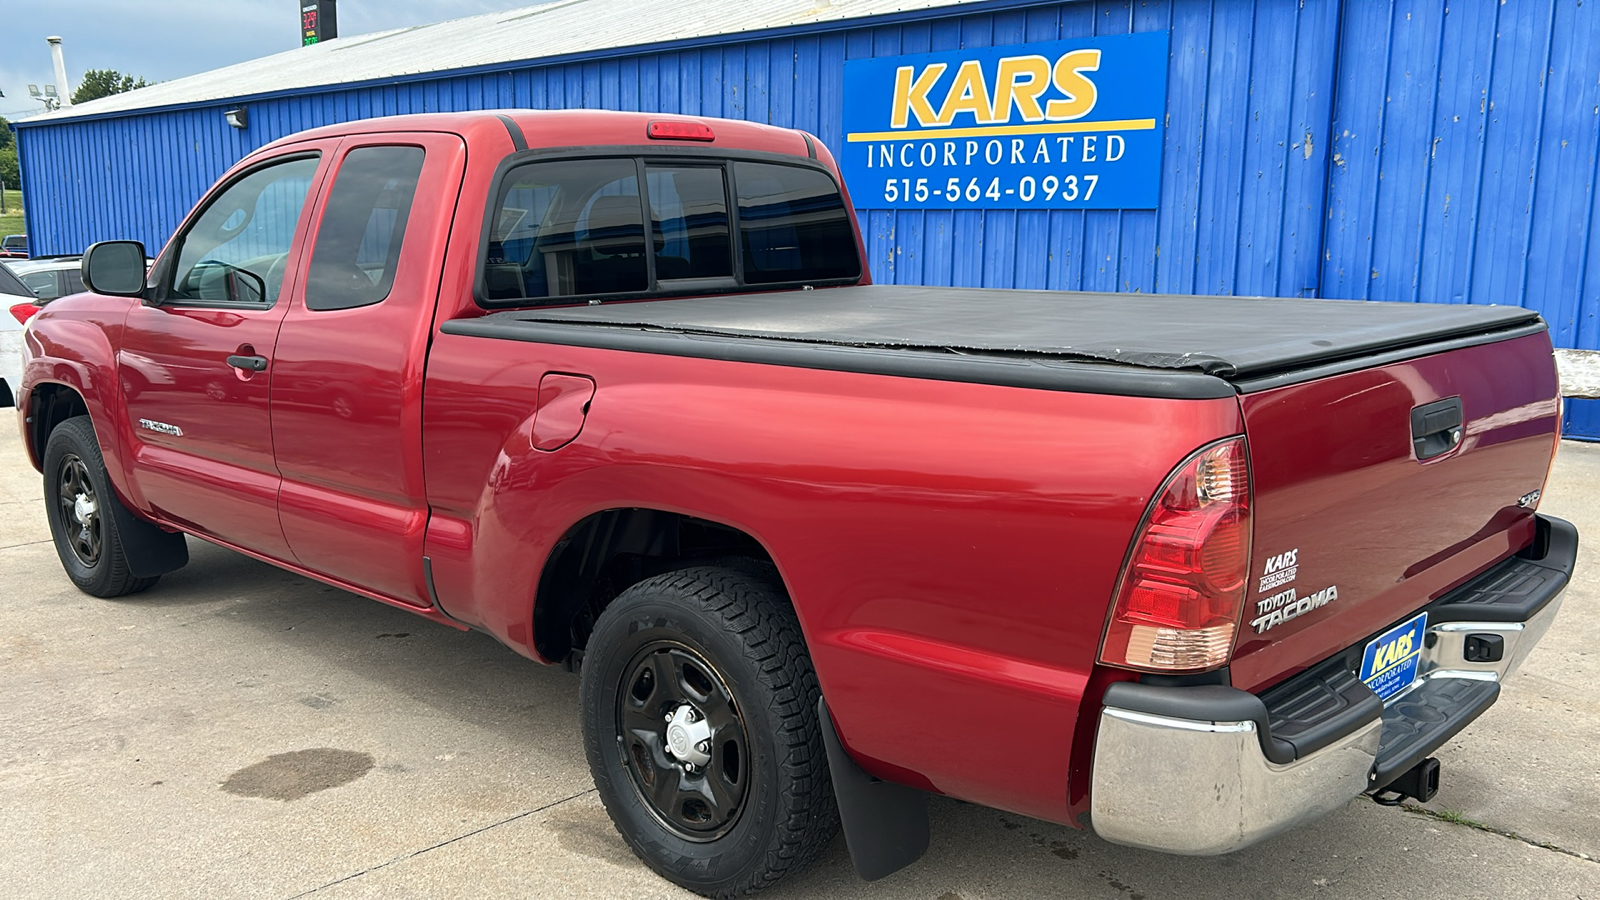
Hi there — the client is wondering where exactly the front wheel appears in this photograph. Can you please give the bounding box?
[43,416,160,597]
[579,565,839,897]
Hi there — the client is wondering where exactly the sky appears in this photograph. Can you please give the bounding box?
[0,0,551,120]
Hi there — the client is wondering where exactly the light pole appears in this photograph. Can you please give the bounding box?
[46,37,73,107]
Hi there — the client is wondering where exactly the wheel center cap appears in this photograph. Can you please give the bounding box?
[73,494,97,526]
[665,704,713,767]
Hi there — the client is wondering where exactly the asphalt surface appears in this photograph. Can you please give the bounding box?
[1,432,1596,899]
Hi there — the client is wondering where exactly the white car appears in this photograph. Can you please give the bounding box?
[3,258,91,408]
[1,262,39,408]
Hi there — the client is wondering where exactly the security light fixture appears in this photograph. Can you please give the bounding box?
[225,107,249,130]
[29,83,59,110]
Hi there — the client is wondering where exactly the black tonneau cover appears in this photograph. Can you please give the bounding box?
[445,285,1544,399]
[510,286,1540,379]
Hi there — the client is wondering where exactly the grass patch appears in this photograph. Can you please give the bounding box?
[0,189,24,240]
[1431,808,1488,829]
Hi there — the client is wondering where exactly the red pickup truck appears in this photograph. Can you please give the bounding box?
[16,110,1575,897]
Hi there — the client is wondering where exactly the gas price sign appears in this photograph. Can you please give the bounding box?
[840,32,1169,210]
[302,1,337,46]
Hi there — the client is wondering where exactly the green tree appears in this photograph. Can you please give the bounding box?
[0,146,18,192]
[0,116,12,150]
[71,69,149,105]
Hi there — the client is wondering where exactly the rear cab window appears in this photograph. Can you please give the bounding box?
[733,162,860,285]
[479,153,859,306]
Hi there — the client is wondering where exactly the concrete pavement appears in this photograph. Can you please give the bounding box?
[1,432,1596,899]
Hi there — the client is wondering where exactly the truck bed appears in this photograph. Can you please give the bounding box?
[448,286,1544,396]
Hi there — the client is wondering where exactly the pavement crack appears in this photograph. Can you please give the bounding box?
[1390,800,1597,864]
[282,787,598,898]
[0,539,51,551]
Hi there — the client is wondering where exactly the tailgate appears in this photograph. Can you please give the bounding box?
[1231,331,1560,692]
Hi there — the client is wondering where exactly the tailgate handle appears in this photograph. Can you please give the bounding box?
[1411,396,1463,461]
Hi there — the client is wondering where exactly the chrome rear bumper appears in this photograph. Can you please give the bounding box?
[1088,514,1575,856]
[1091,706,1380,855]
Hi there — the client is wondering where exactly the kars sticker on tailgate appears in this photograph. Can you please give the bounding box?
[1360,612,1428,702]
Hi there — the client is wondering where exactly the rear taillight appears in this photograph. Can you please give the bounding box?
[1099,437,1252,672]
[8,302,38,325]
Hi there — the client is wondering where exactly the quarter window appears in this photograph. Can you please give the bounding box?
[20,270,62,300]
[168,156,320,305]
[305,146,426,311]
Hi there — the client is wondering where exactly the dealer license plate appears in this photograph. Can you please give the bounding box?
[1359,612,1428,702]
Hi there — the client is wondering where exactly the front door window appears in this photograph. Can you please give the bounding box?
[167,157,320,306]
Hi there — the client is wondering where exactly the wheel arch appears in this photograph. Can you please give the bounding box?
[26,381,92,469]
[19,312,127,484]
[531,506,786,663]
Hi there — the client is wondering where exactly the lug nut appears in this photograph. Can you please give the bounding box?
[696,740,711,754]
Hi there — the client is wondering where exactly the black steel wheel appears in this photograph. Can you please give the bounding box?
[617,640,752,842]
[42,416,161,597]
[580,564,839,898]
[55,453,103,567]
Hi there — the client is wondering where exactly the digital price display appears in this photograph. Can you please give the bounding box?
[302,0,338,46]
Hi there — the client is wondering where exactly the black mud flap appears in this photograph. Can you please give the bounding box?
[818,698,929,881]
[106,490,188,578]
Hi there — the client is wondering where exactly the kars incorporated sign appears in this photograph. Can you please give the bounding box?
[841,33,1169,210]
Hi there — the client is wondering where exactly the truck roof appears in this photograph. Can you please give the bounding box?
[256,108,812,158]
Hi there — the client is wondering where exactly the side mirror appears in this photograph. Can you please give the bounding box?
[226,268,268,305]
[82,241,148,298]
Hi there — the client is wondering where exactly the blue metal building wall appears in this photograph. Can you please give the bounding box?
[15,0,1600,345]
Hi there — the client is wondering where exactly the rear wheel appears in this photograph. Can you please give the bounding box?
[43,416,160,597]
[579,565,838,897]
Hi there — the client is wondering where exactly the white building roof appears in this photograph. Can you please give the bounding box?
[29,0,989,123]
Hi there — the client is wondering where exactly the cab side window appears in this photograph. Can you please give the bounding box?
[304,146,426,311]
[167,156,320,305]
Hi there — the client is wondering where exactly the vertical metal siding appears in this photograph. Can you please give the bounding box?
[1322,0,1600,341]
[14,0,1600,353]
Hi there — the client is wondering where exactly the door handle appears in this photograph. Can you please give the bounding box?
[227,354,269,372]
[1411,396,1463,461]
